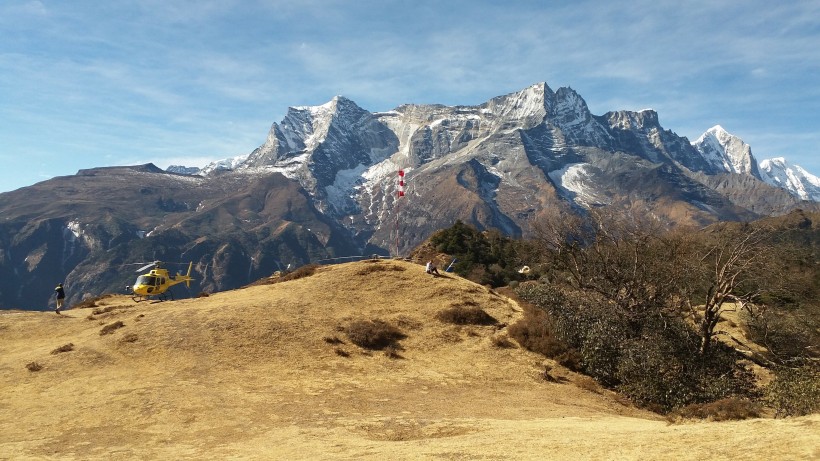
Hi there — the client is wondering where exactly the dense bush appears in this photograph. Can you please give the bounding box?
[508,301,572,360]
[765,365,820,417]
[743,303,820,363]
[429,221,529,287]
[515,281,757,413]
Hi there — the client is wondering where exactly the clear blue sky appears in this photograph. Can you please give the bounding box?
[1,0,818,193]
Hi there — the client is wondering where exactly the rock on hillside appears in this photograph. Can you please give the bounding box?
[1,259,817,460]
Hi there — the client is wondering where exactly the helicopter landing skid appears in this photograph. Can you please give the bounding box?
[132,291,174,303]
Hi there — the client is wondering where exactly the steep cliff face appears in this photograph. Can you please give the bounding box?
[692,125,761,177]
[3,83,818,309]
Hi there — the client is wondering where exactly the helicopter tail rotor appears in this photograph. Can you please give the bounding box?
[184,261,193,287]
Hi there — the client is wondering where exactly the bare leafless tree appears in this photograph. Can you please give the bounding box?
[532,204,693,319]
[533,205,788,358]
[688,224,784,357]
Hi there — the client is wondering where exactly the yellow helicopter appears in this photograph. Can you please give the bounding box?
[127,261,194,302]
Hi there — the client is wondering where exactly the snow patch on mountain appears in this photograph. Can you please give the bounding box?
[202,154,250,175]
[759,157,820,201]
[325,163,370,214]
[548,163,608,207]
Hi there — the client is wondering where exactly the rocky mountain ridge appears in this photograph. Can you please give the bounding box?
[2,82,818,309]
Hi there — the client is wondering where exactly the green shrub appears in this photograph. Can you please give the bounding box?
[429,221,527,287]
[344,319,406,350]
[765,365,820,417]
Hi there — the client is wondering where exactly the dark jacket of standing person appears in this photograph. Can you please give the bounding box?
[54,283,65,314]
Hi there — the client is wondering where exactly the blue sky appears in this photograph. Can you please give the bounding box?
[1,0,819,193]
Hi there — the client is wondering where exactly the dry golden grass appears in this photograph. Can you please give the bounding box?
[1,259,818,460]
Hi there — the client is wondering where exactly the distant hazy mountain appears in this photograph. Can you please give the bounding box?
[1,82,818,309]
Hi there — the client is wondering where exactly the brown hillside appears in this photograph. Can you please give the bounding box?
[1,259,817,460]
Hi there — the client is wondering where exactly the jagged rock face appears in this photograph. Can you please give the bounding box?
[243,96,399,214]
[602,110,717,173]
[1,82,818,310]
[692,125,761,178]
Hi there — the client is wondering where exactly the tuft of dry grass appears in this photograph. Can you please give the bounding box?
[436,304,497,326]
[100,321,125,336]
[669,398,763,422]
[120,333,139,343]
[356,263,407,276]
[383,345,404,359]
[26,362,43,372]
[245,264,321,287]
[50,343,75,354]
[72,294,117,310]
[334,348,350,357]
[344,319,406,350]
[278,264,320,283]
[92,305,123,316]
[575,375,603,393]
[491,335,516,348]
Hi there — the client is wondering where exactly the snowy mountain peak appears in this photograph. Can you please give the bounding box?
[483,82,551,125]
[759,157,820,201]
[693,125,759,177]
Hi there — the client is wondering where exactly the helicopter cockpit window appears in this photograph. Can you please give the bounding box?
[136,275,158,286]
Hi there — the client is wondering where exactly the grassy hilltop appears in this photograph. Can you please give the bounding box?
[1,259,818,460]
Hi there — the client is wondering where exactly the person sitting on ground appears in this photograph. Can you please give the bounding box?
[425,261,440,275]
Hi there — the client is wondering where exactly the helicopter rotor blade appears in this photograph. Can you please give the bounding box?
[136,261,159,272]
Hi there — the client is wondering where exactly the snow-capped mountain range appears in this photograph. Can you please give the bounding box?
[692,125,820,201]
[174,101,819,205]
[3,82,819,310]
[759,157,820,202]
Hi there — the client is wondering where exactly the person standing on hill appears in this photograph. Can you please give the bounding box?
[54,283,65,314]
